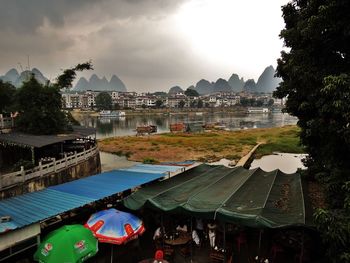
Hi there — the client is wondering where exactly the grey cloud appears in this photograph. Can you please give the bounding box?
[0,0,207,92]
[0,0,96,33]
[0,0,185,33]
[82,19,199,90]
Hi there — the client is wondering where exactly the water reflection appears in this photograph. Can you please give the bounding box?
[100,151,139,172]
[250,153,307,174]
[79,112,298,139]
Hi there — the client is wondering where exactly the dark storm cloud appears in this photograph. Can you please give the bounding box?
[0,0,205,91]
[0,0,91,33]
[0,0,185,33]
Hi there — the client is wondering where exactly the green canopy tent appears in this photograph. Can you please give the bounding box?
[122,164,313,229]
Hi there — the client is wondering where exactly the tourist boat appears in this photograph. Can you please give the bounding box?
[203,122,227,130]
[136,125,157,135]
[99,110,126,117]
[170,123,186,132]
[247,107,269,113]
[271,107,283,113]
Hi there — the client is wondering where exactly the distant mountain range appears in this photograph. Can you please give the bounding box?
[0,68,128,92]
[73,74,127,92]
[0,68,48,88]
[168,86,184,94]
[1,66,279,94]
[168,65,281,95]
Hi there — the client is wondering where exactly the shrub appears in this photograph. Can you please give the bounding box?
[142,157,158,164]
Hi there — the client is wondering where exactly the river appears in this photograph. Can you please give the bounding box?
[250,153,307,174]
[78,112,298,171]
[79,112,298,139]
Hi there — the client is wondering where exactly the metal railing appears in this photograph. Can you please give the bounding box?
[0,146,99,190]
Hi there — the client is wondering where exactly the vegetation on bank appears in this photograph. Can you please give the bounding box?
[98,125,304,163]
[0,62,92,135]
[275,1,350,261]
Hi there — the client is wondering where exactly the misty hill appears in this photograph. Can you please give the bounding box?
[228,73,244,92]
[0,68,48,88]
[168,86,184,94]
[213,78,231,93]
[0,68,19,85]
[243,79,257,93]
[73,74,127,92]
[194,79,214,95]
[187,66,282,95]
[256,65,281,93]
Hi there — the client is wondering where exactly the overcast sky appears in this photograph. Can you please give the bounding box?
[0,0,290,92]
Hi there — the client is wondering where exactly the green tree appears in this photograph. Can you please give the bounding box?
[239,97,249,107]
[178,100,186,108]
[197,99,203,108]
[0,80,16,114]
[95,92,112,110]
[15,62,93,135]
[184,88,199,97]
[113,103,120,110]
[274,1,350,261]
[16,76,67,134]
[267,98,274,107]
[155,100,163,108]
[255,100,264,107]
[56,61,93,89]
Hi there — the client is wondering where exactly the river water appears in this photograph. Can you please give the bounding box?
[79,112,298,139]
[78,112,299,171]
[250,153,307,174]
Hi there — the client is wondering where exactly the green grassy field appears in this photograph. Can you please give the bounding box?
[99,125,305,163]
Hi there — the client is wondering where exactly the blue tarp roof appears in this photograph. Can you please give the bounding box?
[0,164,183,233]
[119,164,183,174]
[50,170,166,199]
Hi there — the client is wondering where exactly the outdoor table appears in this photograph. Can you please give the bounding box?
[209,248,226,262]
[164,233,191,246]
[138,259,169,263]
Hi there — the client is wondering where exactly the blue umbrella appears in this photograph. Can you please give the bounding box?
[85,208,145,244]
[85,208,145,262]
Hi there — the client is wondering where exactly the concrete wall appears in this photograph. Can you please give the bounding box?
[0,151,101,200]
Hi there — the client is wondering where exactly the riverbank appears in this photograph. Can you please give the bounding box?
[70,107,247,118]
[98,125,304,163]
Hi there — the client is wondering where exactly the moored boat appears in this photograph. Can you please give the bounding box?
[247,107,269,113]
[99,110,126,117]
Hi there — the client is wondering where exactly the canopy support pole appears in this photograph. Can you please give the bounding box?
[31,147,35,165]
[161,213,164,248]
[110,244,113,263]
[299,230,305,263]
[258,229,262,259]
[190,217,193,263]
[223,223,226,262]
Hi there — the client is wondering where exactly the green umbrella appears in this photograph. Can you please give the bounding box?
[34,224,98,263]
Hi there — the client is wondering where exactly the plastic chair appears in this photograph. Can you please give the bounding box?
[154,250,164,260]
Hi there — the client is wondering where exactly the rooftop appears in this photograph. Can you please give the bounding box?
[0,126,96,148]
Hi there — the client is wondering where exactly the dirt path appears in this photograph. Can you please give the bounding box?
[236,143,262,167]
